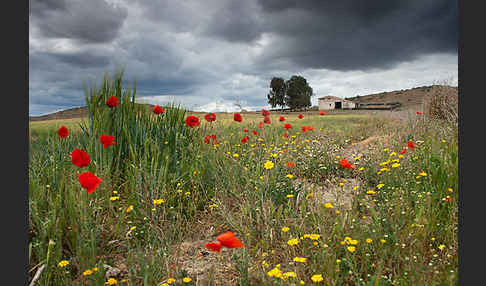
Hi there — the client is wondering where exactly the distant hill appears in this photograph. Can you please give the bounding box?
[345,85,458,110]
[29,103,157,122]
[29,85,458,121]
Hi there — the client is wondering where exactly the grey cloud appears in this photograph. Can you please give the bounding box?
[30,0,128,43]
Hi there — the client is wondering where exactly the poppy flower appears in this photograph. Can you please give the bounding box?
[106,96,120,108]
[100,134,117,148]
[204,113,216,122]
[284,123,292,130]
[252,130,258,135]
[320,111,326,116]
[241,136,249,144]
[258,122,264,128]
[400,148,407,154]
[261,109,270,117]
[77,171,102,194]
[153,105,165,114]
[340,158,355,169]
[298,114,304,119]
[283,132,288,138]
[287,161,295,168]
[307,126,314,131]
[57,125,69,139]
[185,116,200,128]
[234,113,243,122]
[264,116,271,124]
[205,231,244,252]
[301,126,308,132]
[407,141,415,149]
[416,112,423,115]
[71,149,90,168]
[279,116,285,122]
[243,128,249,132]
[204,134,218,144]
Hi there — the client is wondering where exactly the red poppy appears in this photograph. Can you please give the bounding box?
[204,113,216,122]
[71,149,90,168]
[205,242,222,252]
[100,134,117,148]
[301,126,308,132]
[204,135,211,144]
[234,113,243,122]
[253,130,258,135]
[282,149,289,153]
[400,148,407,154]
[77,171,102,194]
[185,116,200,128]
[283,132,288,138]
[258,122,264,128]
[416,111,423,115]
[204,134,218,144]
[307,126,314,131]
[153,105,165,114]
[279,116,285,122]
[205,231,244,252]
[340,158,356,169]
[241,136,249,144]
[284,123,292,130]
[243,128,249,132]
[287,161,295,168]
[298,114,304,119]
[261,109,270,117]
[320,111,326,116]
[106,96,120,108]
[407,141,415,149]
[264,116,271,124]
[57,125,69,139]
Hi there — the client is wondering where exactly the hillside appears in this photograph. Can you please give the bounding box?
[29,85,458,121]
[345,85,458,110]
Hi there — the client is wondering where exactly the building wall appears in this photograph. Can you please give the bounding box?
[318,100,335,110]
[342,101,356,109]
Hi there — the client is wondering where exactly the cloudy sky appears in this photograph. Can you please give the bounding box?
[29,0,458,116]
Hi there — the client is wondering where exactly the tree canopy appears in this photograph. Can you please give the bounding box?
[267,75,313,110]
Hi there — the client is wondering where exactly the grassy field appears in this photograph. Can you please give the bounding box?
[28,75,458,286]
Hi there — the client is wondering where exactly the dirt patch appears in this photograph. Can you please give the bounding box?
[341,134,394,160]
[175,240,239,285]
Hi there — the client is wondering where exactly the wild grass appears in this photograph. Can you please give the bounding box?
[29,72,458,285]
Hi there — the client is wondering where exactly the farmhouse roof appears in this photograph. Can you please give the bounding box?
[318,96,346,101]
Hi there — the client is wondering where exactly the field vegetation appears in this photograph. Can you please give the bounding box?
[29,72,458,285]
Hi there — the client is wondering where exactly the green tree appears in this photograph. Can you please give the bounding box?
[285,75,313,110]
[267,77,286,110]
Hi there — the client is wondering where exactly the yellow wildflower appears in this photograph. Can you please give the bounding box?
[264,161,275,170]
[311,274,324,282]
[324,202,334,209]
[83,269,94,276]
[286,174,294,179]
[182,277,192,283]
[347,246,356,253]
[58,260,69,267]
[109,196,120,201]
[126,205,134,213]
[105,278,117,285]
[287,238,300,246]
[293,257,307,262]
[366,238,373,244]
[153,199,164,205]
[282,227,290,232]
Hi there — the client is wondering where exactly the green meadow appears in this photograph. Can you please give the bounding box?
[29,73,458,285]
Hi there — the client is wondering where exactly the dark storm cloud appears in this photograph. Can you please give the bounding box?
[30,0,128,43]
[202,0,457,71]
[202,0,264,43]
